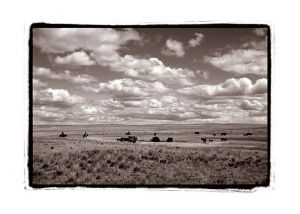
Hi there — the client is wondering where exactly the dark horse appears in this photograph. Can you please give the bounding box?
[83,131,88,138]
[59,132,67,137]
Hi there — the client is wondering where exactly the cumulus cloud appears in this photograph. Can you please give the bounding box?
[189,32,204,47]
[204,49,267,75]
[82,78,169,98]
[33,88,83,108]
[178,78,267,98]
[33,79,47,88]
[119,111,217,122]
[78,104,106,114]
[33,66,70,80]
[253,28,268,37]
[32,28,268,124]
[71,74,97,84]
[120,99,162,108]
[240,100,265,111]
[33,28,141,65]
[54,51,96,66]
[33,66,96,84]
[33,29,208,86]
[161,39,185,57]
[34,107,66,122]
[161,95,177,103]
[99,99,125,110]
[109,55,204,86]
[109,95,220,122]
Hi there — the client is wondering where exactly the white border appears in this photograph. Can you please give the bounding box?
[2,0,300,213]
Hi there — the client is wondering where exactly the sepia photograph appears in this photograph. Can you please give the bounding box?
[29,24,270,188]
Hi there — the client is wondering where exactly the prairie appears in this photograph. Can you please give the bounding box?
[31,124,269,186]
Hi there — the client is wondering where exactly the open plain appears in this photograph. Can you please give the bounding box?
[31,123,269,186]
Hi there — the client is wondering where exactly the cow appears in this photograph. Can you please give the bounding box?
[201,138,207,143]
[194,131,200,135]
[83,132,88,138]
[209,139,213,142]
[213,133,216,136]
[221,132,227,136]
[244,133,253,136]
[221,138,227,142]
[166,137,173,142]
[59,132,67,137]
[151,136,160,142]
[125,131,131,135]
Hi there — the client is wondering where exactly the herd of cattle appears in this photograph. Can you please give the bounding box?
[58,130,253,144]
[195,132,229,143]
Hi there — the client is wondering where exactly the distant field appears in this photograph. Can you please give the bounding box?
[31,124,269,186]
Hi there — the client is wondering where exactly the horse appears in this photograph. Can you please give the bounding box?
[221,132,227,136]
[194,131,200,135]
[125,131,131,135]
[83,132,88,138]
[59,132,67,137]
[221,138,227,142]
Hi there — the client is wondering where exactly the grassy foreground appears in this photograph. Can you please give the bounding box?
[32,137,268,186]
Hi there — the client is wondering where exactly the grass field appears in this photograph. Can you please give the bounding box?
[31,124,269,186]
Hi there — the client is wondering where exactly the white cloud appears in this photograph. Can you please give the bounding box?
[240,100,265,111]
[253,28,267,37]
[34,29,208,86]
[34,108,66,122]
[178,78,267,98]
[80,105,99,114]
[33,66,69,80]
[204,49,267,75]
[33,88,83,108]
[100,99,125,110]
[82,78,169,98]
[189,32,204,47]
[161,95,177,103]
[120,99,163,108]
[33,28,141,65]
[119,110,217,122]
[33,66,96,84]
[71,74,96,84]
[54,51,96,66]
[162,39,185,57]
[33,79,47,88]
[109,55,201,86]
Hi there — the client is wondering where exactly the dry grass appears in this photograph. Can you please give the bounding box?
[32,136,268,186]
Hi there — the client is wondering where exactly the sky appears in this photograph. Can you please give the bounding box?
[32,26,268,125]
